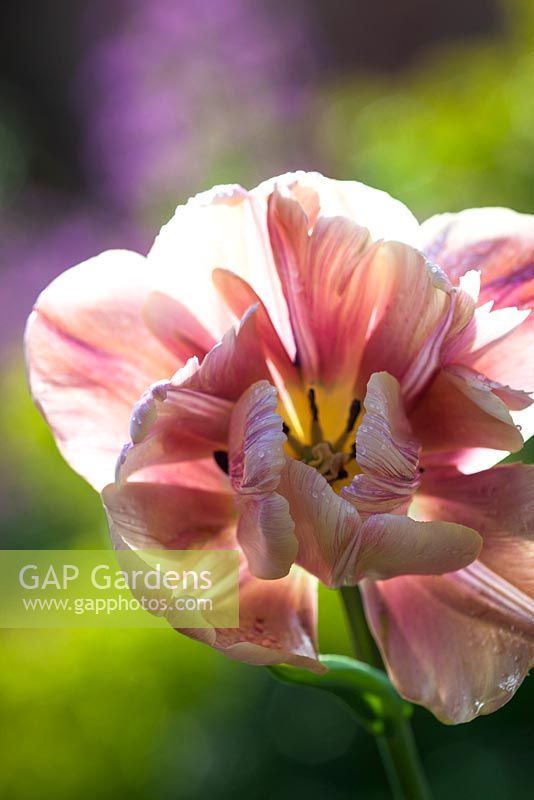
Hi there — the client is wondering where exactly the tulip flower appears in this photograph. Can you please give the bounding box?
[26,172,534,725]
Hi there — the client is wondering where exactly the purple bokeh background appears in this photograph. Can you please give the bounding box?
[0,0,319,360]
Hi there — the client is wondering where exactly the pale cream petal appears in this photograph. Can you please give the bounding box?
[25,250,181,491]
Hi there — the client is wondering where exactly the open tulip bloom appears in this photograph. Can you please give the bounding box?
[26,172,534,796]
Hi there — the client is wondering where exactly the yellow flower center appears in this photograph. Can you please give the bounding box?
[280,385,363,490]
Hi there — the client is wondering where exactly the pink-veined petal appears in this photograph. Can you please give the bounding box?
[467,314,534,448]
[277,459,362,587]
[102,469,235,551]
[189,564,322,672]
[268,193,439,420]
[363,563,534,723]
[294,214,374,387]
[117,311,271,488]
[148,183,294,352]
[306,217,374,383]
[342,372,421,516]
[25,250,182,491]
[413,464,534,599]
[358,244,452,402]
[252,171,420,245]
[212,267,298,383]
[229,381,297,579]
[456,300,530,360]
[410,365,525,458]
[117,368,242,490]
[110,523,321,672]
[357,514,481,581]
[438,272,479,365]
[117,383,234,487]
[267,190,319,383]
[420,207,534,307]
[143,290,215,362]
[267,191,394,431]
[421,208,534,457]
[148,173,418,363]
[278,459,480,588]
[229,382,287,495]
[236,495,296,581]
[466,309,534,385]
[268,189,383,389]
[179,307,270,400]
[129,382,232,448]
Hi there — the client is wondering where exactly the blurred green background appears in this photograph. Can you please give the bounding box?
[0,1,533,798]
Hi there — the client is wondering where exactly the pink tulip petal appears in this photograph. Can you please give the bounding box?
[420,207,534,307]
[467,314,534,448]
[421,207,534,457]
[278,458,363,587]
[358,243,452,402]
[116,367,245,489]
[357,515,481,581]
[267,190,319,383]
[143,290,215,361]
[149,183,294,353]
[236,494,296,580]
[401,287,461,403]
[410,365,524,457]
[148,173,419,396]
[467,309,534,383]
[253,171,420,245]
[438,274,479,365]
[179,307,270,401]
[105,375,319,668]
[108,490,320,671]
[459,300,530,358]
[228,381,298,579]
[298,214,374,387]
[150,169,417,366]
[117,386,234,486]
[229,382,287,495]
[267,191,400,405]
[363,565,534,723]
[102,474,235,550]
[260,173,422,395]
[415,327,534,473]
[129,383,232,447]
[195,565,322,672]
[212,267,299,384]
[25,250,182,491]
[110,525,321,672]
[278,459,480,587]
[413,464,534,599]
[342,372,421,516]
[424,448,507,475]
[117,311,271,489]
[153,169,417,365]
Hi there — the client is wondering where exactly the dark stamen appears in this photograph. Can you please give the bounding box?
[282,421,304,456]
[307,387,324,445]
[350,442,357,460]
[307,388,319,421]
[346,399,361,433]
[213,450,229,474]
[332,400,361,453]
[337,467,348,480]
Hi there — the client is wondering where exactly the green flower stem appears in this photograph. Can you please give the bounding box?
[339,586,432,800]
[339,585,382,668]
[376,720,432,800]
